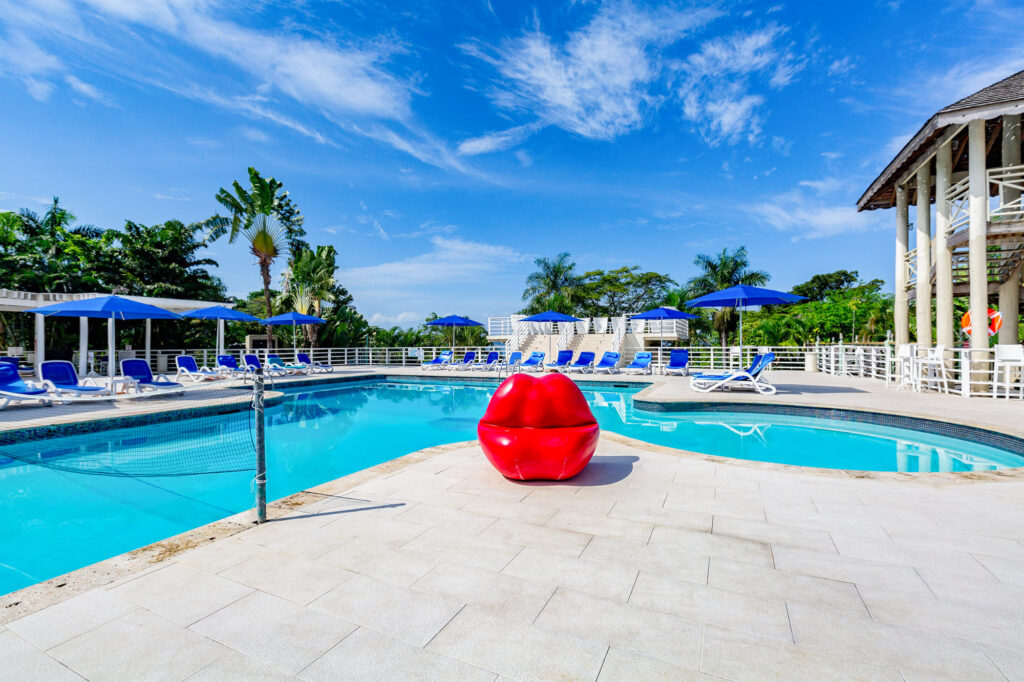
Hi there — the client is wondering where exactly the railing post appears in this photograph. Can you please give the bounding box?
[253,369,267,524]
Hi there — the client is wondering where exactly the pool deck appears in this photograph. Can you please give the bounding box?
[2,368,1024,680]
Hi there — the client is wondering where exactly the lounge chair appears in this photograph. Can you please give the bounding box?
[268,354,309,375]
[690,352,776,395]
[0,363,51,409]
[624,351,653,375]
[217,355,251,380]
[175,355,225,383]
[472,351,500,370]
[120,359,184,392]
[244,354,287,378]
[448,351,477,370]
[422,350,453,369]
[519,351,545,371]
[566,351,596,373]
[39,360,112,398]
[663,349,690,376]
[501,351,522,369]
[592,351,621,374]
[0,356,21,368]
[545,350,573,369]
[297,352,333,374]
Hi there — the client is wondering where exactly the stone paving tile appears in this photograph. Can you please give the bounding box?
[426,605,607,682]
[973,552,1024,585]
[544,508,654,544]
[299,627,495,682]
[830,532,995,580]
[787,601,1006,680]
[647,525,774,566]
[6,589,136,650]
[983,643,1024,681]
[771,546,934,595]
[217,549,355,606]
[596,647,713,681]
[700,624,902,681]
[664,491,766,521]
[712,514,837,553]
[856,583,1023,652]
[477,517,592,557]
[0,629,84,681]
[917,565,1024,614]
[190,591,355,676]
[459,497,559,525]
[176,536,267,574]
[535,588,703,670]
[308,572,463,647]
[629,571,793,642]
[51,609,227,681]
[580,536,709,586]
[186,650,295,681]
[502,546,638,603]
[317,537,442,587]
[706,557,867,615]
[393,502,498,535]
[413,561,554,622]
[403,526,524,571]
[108,563,253,627]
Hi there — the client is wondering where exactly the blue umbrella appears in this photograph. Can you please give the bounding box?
[519,311,581,361]
[685,285,806,346]
[427,315,484,351]
[260,312,327,352]
[183,306,260,357]
[631,307,698,348]
[25,295,182,377]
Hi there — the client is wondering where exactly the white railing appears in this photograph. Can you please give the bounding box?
[611,316,627,354]
[557,320,576,350]
[505,322,528,355]
[989,164,1024,223]
[487,315,524,337]
[904,247,917,288]
[948,175,970,236]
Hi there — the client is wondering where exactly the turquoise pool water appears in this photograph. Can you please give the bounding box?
[1,378,1021,595]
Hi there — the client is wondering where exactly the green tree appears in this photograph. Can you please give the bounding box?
[791,270,860,302]
[579,266,676,317]
[279,245,339,348]
[521,253,584,315]
[680,247,769,346]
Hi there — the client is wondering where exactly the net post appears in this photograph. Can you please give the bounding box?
[254,368,267,524]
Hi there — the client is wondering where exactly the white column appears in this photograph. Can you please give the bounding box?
[107,318,116,377]
[915,164,932,348]
[968,120,989,354]
[998,114,1022,345]
[34,313,45,372]
[935,141,954,348]
[894,184,910,345]
[145,319,152,367]
[78,317,88,377]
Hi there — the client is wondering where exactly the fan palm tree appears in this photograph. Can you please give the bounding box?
[278,246,337,348]
[521,252,584,314]
[682,247,769,346]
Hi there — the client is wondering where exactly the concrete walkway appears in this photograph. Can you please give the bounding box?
[3,432,1023,680]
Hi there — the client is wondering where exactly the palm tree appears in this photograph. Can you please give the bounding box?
[279,246,337,348]
[521,252,584,314]
[682,247,769,346]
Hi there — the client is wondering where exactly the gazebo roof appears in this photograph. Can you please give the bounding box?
[0,289,229,314]
[858,69,1024,212]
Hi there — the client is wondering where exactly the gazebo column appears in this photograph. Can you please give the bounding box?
[915,165,932,348]
[145,319,152,367]
[78,317,88,377]
[967,120,990,392]
[998,113,1022,345]
[935,141,954,347]
[34,313,45,370]
[894,184,910,345]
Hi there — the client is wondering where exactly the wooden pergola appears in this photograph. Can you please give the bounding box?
[858,69,1024,351]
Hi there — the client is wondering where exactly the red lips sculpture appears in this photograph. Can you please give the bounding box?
[477,373,599,481]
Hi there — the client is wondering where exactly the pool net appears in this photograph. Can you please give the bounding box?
[0,379,259,478]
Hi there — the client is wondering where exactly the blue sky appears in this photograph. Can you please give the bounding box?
[1,1,1023,327]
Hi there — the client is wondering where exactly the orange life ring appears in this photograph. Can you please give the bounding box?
[961,308,1002,337]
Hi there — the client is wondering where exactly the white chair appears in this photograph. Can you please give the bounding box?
[917,345,950,394]
[992,344,1024,399]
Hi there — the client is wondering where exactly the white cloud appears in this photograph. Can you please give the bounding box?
[515,149,533,167]
[457,123,541,155]
[357,200,390,240]
[240,126,269,142]
[677,24,802,145]
[749,180,886,240]
[65,74,113,105]
[340,236,531,298]
[0,31,63,100]
[369,311,423,327]
[462,1,719,141]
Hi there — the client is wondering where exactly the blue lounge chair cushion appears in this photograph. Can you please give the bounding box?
[666,349,689,368]
[625,352,652,368]
[0,363,47,396]
[121,359,183,388]
[39,361,108,392]
[546,350,573,367]
[594,352,620,368]
[570,352,596,367]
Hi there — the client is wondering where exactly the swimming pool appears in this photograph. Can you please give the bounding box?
[1,377,1021,595]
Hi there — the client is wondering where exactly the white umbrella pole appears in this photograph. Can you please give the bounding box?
[107,317,116,378]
